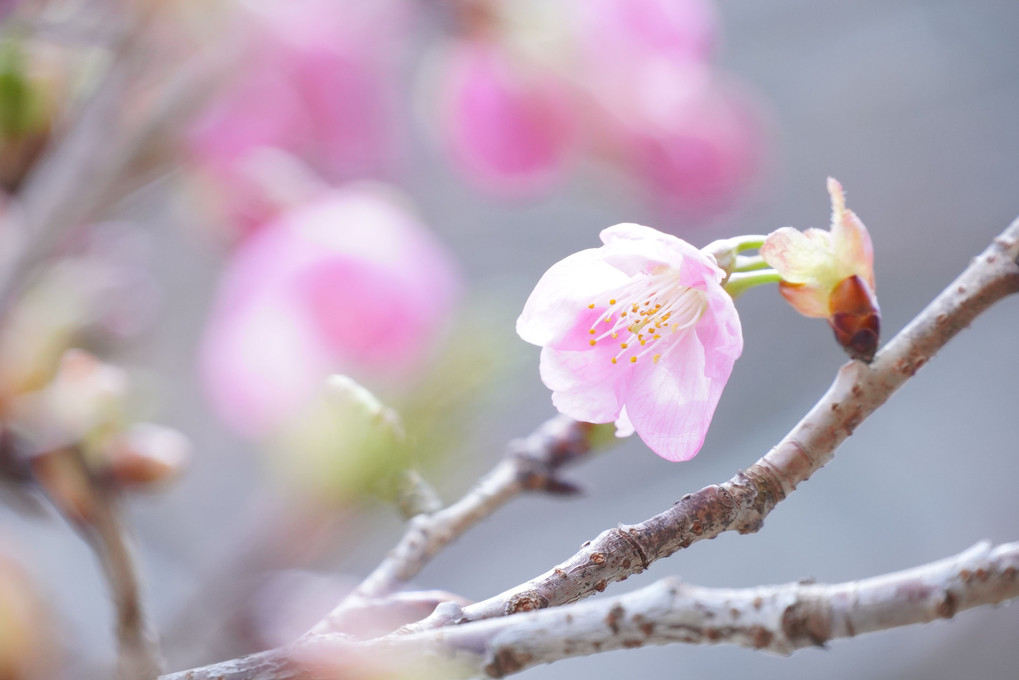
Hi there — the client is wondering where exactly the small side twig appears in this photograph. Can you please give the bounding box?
[310,415,600,636]
[85,490,163,680]
[32,446,162,679]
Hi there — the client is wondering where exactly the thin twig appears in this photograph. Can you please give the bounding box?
[85,489,163,680]
[311,416,600,635]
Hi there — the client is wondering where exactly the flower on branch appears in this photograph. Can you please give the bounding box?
[760,178,880,361]
[517,224,742,462]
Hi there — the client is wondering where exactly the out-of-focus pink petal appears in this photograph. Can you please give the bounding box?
[201,294,334,438]
[573,0,717,66]
[431,39,577,197]
[187,0,410,236]
[618,81,766,218]
[201,185,460,438]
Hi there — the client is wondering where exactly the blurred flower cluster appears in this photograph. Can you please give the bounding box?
[424,0,767,215]
[0,0,768,509]
[186,0,766,229]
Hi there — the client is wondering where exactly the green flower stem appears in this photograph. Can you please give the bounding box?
[703,235,767,277]
[733,254,770,272]
[724,269,783,298]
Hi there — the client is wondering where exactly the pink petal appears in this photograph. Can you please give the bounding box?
[622,282,740,461]
[599,223,721,282]
[539,345,631,425]
[516,248,629,347]
[432,40,577,196]
[201,185,460,438]
[623,331,712,461]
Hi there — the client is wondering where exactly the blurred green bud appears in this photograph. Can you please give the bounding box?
[0,38,62,191]
[270,375,412,506]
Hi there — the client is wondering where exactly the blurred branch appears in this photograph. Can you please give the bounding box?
[0,8,220,313]
[33,447,162,679]
[160,539,1019,679]
[406,216,1019,628]
[311,415,602,636]
[84,485,163,680]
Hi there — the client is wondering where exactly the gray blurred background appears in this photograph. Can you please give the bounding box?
[5,0,1019,677]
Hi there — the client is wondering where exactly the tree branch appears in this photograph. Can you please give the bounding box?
[311,416,601,635]
[85,489,163,680]
[418,540,1019,676]
[161,540,1019,679]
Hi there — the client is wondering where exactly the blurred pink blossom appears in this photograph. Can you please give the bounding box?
[423,0,764,217]
[612,75,766,217]
[430,39,577,197]
[200,184,460,438]
[517,223,742,461]
[188,0,411,235]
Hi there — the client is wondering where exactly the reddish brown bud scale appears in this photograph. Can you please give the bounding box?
[104,424,190,489]
[827,275,880,362]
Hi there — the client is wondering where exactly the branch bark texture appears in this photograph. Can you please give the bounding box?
[433,540,1019,676]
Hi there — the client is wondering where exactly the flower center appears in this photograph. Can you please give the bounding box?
[586,268,707,365]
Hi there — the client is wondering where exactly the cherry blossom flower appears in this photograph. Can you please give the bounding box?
[428,38,577,197]
[200,184,460,438]
[517,223,742,461]
[760,178,880,360]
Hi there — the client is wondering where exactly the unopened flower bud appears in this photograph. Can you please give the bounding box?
[104,423,190,489]
[828,274,880,362]
[46,349,128,444]
[324,374,404,442]
[271,375,410,505]
[761,178,881,361]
